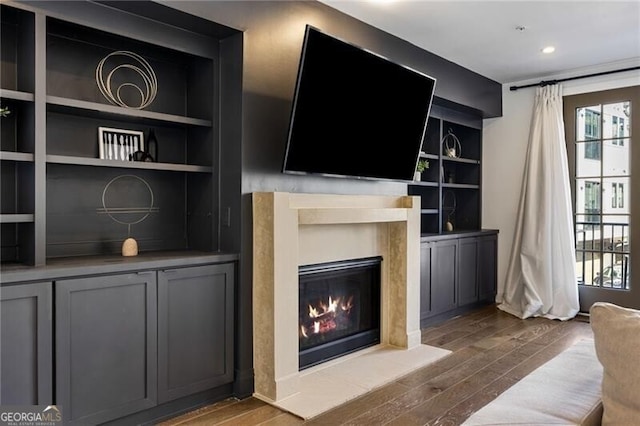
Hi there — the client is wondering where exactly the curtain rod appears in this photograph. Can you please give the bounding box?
[509,66,640,91]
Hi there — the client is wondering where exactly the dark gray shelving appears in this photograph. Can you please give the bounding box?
[1,0,241,268]
[1,0,242,420]
[409,102,483,235]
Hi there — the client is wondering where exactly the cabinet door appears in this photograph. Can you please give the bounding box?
[478,235,498,302]
[458,238,479,306]
[431,239,458,315]
[0,282,52,405]
[157,263,234,403]
[420,242,433,320]
[56,272,157,425]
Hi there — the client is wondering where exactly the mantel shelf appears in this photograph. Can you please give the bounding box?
[298,207,409,225]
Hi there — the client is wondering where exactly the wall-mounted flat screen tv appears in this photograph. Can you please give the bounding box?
[282,25,436,182]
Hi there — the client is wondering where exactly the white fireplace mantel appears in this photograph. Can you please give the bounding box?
[252,192,425,408]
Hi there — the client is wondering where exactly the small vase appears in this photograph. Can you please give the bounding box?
[414,171,421,181]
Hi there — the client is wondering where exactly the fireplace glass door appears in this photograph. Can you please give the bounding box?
[298,256,381,370]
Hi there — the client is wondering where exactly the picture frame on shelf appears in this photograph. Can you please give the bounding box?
[98,127,144,161]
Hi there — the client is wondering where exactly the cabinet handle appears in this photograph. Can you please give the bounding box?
[162,269,178,274]
[136,271,155,276]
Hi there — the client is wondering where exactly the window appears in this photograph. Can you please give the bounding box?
[566,94,633,293]
[584,109,601,159]
[584,181,601,222]
[612,115,625,146]
[618,183,624,208]
[584,141,601,159]
[611,183,624,209]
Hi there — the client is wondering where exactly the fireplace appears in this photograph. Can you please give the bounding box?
[298,257,381,370]
[252,192,425,407]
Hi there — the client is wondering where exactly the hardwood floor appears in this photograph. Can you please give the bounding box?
[157,304,594,426]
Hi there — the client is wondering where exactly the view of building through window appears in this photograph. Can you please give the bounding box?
[574,101,631,289]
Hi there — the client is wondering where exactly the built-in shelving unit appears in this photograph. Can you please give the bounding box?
[1,5,36,264]
[409,103,483,234]
[0,1,241,267]
[1,2,242,419]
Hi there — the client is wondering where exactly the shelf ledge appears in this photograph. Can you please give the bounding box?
[420,153,439,160]
[442,157,480,164]
[412,181,438,187]
[0,214,35,224]
[442,183,480,189]
[47,96,212,127]
[0,151,35,162]
[46,155,212,173]
[0,89,35,102]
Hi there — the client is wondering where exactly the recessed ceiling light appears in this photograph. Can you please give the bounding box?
[542,46,556,54]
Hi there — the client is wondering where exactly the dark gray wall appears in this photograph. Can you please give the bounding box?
[162,0,502,397]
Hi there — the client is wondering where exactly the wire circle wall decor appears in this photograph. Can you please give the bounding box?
[99,174,158,237]
[96,50,158,109]
[442,129,462,158]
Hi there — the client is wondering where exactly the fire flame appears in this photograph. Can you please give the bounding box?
[300,294,355,339]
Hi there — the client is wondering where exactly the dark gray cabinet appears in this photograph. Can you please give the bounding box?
[419,242,433,320]
[56,272,158,425]
[0,282,52,405]
[478,234,498,301]
[420,238,458,322]
[420,231,497,326]
[54,262,235,424]
[431,239,458,316]
[459,237,479,305]
[158,263,234,403]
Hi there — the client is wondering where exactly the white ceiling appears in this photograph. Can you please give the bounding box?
[319,1,640,84]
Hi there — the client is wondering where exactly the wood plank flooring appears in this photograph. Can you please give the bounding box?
[157,304,594,426]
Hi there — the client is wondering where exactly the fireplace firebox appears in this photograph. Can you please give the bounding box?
[298,256,381,370]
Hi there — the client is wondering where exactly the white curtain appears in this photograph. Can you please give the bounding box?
[498,84,579,320]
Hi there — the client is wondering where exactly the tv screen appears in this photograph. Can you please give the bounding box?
[283,25,436,181]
